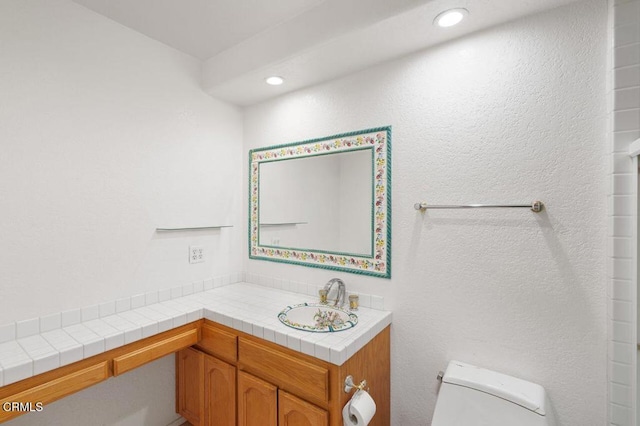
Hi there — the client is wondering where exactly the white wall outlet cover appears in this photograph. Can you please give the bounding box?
[189,245,204,264]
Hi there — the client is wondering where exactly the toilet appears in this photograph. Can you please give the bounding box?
[431,360,557,426]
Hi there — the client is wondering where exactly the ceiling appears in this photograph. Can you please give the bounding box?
[72,0,582,106]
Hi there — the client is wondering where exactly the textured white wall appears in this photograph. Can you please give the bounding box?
[0,0,243,425]
[0,0,244,325]
[244,1,608,425]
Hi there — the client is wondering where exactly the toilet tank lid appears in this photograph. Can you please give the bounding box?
[442,361,548,416]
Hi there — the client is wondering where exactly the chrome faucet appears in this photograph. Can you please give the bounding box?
[323,278,346,308]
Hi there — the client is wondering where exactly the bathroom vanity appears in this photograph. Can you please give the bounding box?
[0,283,391,425]
[177,320,389,426]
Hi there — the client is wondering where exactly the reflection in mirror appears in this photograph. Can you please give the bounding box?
[249,126,391,278]
[259,150,372,255]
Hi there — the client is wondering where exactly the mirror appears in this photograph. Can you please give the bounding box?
[249,126,391,278]
[259,150,372,255]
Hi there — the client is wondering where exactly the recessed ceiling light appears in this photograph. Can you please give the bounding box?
[265,76,284,86]
[434,8,468,27]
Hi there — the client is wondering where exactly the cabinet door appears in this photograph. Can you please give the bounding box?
[204,355,236,426]
[176,347,204,426]
[237,371,277,426]
[278,390,329,426]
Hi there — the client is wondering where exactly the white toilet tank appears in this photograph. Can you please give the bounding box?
[431,361,557,426]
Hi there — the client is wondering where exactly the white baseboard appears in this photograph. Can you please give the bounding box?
[165,417,187,426]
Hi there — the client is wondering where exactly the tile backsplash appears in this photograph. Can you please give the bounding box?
[0,272,385,345]
[244,272,384,310]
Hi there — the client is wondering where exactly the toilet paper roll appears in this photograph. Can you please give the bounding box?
[342,390,376,425]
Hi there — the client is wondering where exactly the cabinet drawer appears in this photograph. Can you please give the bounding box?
[0,361,110,422]
[198,322,237,363]
[113,328,198,376]
[238,338,329,404]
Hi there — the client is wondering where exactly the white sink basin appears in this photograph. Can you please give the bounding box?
[278,303,358,332]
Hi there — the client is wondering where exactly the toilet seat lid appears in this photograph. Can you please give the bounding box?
[442,361,548,415]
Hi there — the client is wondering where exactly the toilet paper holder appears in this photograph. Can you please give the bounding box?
[344,375,369,393]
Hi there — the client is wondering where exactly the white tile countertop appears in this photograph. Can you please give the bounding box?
[0,283,391,387]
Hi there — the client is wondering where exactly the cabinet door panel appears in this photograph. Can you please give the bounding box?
[204,355,236,426]
[237,371,277,426]
[279,390,329,426]
[177,347,204,426]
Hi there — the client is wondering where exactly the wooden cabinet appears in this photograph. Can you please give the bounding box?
[279,390,328,426]
[205,355,236,426]
[177,347,205,426]
[180,350,329,426]
[177,347,237,426]
[0,317,388,425]
[237,371,277,426]
[177,320,389,426]
[236,372,328,426]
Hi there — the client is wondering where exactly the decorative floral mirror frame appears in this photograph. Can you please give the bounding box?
[248,126,391,278]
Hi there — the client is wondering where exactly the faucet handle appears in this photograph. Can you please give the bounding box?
[318,289,328,304]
